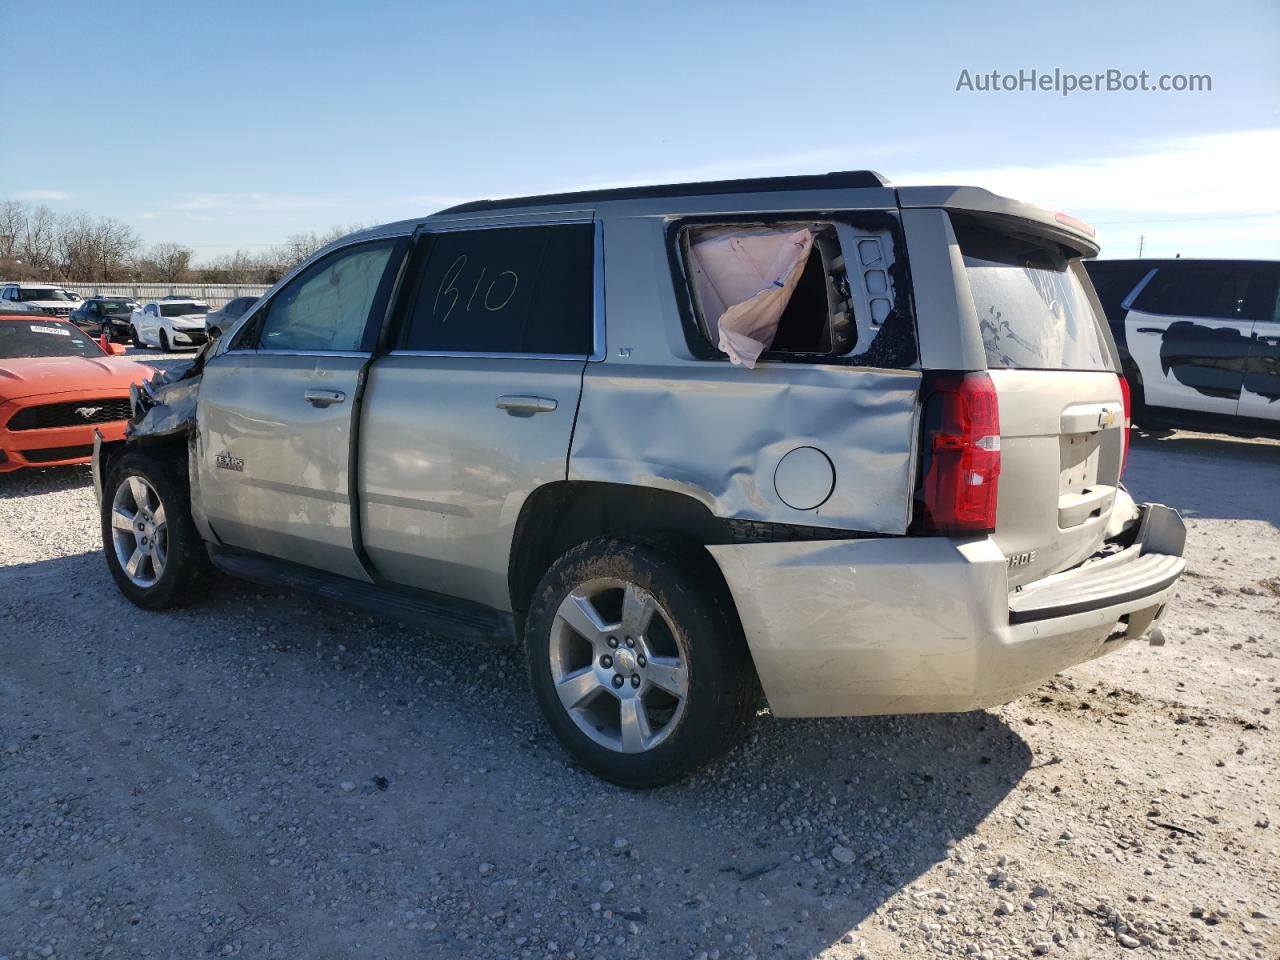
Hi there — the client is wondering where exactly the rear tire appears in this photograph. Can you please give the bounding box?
[525,538,758,787]
[102,450,210,609]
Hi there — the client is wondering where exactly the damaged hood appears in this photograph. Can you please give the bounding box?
[0,356,153,402]
[127,352,205,440]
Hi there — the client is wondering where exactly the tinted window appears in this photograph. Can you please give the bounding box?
[954,217,1111,372]
[96,299,134,316]
[260,241,398,351]
[159,302,208,317]
[21,288,72,301]
[401,223,595,355]
[1084,263,1153,324]
[0,321,105,358]
[1133,264,1278,322]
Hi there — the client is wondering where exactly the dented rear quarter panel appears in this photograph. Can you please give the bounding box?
[570,209,922,534]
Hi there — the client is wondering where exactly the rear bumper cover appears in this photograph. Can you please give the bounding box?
[708,503,1184,718]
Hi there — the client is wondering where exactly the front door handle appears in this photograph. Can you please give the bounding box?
[304,389,346,407]
[1134,327,1166,335]
[495,395,557,415]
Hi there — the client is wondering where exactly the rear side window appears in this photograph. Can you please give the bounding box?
[258,240,399,352]
[953,216,1111,372]
[399,223,595,356]
[1132,264,1279,322]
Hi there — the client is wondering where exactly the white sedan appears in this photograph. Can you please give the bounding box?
[129,298,211,351]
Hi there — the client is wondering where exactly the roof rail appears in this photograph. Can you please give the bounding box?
[436,170,891,215]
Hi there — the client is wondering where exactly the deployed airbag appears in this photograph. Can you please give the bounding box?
[688,228,813,367]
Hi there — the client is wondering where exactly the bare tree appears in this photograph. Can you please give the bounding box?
[0,199,25,260]
[141,242,194,282]
[19,205,60,276]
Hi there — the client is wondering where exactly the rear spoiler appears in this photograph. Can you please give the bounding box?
[896,185,1100,258]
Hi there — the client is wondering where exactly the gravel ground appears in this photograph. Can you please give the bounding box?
[1,429,1277,960]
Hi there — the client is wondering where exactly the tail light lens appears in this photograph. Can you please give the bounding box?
[1117,373,1131,478]
[915,372,1002,536]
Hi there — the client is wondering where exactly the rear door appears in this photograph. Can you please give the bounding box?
[1239,265,1280,424]
[359,218,598,611]
[1125,263,1272,417]
[196,237,407,580]
[950,214,1125,586]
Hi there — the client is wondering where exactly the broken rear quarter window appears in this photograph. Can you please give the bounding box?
[673,216,917,370]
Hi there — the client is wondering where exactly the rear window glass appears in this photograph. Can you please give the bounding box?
[953,217,1111,372]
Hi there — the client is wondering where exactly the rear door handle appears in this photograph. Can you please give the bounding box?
[495,395,557,414]
[304,389,346,407]
[1134,327,1165,335]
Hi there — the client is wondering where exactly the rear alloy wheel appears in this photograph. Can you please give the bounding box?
[102,450,209,609]
[526,538,758,787]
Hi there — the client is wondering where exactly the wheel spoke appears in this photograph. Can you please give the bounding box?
[621,583,657,636]
[125,547,145,579]
[555,667,603,710]
[151,502,166,527]
[619,696,652,753]
[127,476,150,511]
[558,592,611,644]
[111,505,136,531]
[645,656,688,699]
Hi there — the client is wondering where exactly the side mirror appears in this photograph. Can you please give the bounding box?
[207,323,224,340]
[100,334,126,355]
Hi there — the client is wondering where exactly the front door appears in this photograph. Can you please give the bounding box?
[359,218,599,611]
[196,236,407,580]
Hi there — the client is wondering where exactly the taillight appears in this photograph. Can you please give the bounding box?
[1117,373,1131,479]
[915,372,1002,536]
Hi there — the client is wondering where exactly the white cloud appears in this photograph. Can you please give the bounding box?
[12,189,70,201]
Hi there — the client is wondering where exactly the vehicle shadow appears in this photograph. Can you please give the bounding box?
[0,463,92,499]
[1126,429,1279,524]
[3,551,1031,959]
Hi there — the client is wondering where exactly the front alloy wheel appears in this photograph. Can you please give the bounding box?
[109,475,168,587]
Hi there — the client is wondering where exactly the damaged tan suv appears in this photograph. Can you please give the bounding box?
[94,171,1186,787]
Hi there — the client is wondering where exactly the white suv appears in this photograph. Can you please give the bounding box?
[129,298,211,351]
[0,282,78,318]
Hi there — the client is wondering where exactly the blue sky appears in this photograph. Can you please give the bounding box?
[2,0,1277,261]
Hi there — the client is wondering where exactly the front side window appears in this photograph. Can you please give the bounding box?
[259,240,398,352]
[953,216,1111,372]
[400,223,595,355]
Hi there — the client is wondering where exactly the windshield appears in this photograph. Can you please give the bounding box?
[160,302,208,317]
[0,321,105,359]
[953,217,1112,372]
[97,300,135,316]
[21,288,73,302]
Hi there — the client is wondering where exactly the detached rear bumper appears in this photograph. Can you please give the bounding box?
[708,504,1185,718]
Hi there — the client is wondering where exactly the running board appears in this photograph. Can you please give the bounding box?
[207,545,516,646]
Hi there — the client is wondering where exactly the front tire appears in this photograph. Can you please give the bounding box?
[525,538,758,787]
[131,326,143,348]
[102,450,209,609]
[159,329,171,352]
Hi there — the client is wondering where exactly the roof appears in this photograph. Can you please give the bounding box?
[436,170,891,215]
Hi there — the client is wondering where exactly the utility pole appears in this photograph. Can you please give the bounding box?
[1137,235,1145,259]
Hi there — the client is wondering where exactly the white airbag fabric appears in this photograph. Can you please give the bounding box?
[689,228,814,367]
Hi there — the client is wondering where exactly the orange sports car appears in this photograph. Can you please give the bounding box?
[0,311,154,472]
